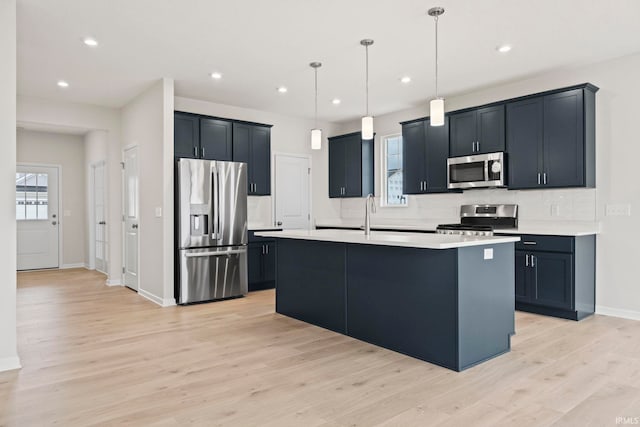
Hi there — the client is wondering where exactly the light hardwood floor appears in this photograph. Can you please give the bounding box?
[1,268,639,426]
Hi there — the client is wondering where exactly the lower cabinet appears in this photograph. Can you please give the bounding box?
[248,231,278,291]
[513,234,595,320]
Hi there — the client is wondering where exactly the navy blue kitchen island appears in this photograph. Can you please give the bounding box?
[255,229,520,372]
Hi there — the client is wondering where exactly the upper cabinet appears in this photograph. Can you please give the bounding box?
[328,132,374,198]
[174,111,272,195]
[449,105,505,157]
[232,123,271,196]
[174,113,200,159]
[507,85,596,189]
[402,117,450,194]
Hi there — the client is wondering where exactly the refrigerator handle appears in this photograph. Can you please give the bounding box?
[212,168,220,240]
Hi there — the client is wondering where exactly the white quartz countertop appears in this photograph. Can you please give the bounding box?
[254,229,520,250]
[314,219,600,237]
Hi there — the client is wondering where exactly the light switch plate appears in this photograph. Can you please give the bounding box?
[155,207,162,218]
[484,248,494,260]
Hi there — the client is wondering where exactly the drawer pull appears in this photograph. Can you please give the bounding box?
[522,241,537,245]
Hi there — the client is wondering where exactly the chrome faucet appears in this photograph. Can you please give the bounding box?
[364,193,376,236]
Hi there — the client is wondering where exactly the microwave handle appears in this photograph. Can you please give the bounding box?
[484,160,489,182]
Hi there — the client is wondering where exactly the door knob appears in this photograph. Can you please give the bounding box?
[52,214,57,218]
[99,221,106,225]
[276,221,283,226]
[132,224,138,229]
[52,221,57,225]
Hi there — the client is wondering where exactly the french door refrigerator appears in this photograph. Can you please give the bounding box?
[176,158,248,304]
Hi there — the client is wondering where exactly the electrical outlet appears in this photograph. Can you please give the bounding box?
[484,248,494,260]
[550,204,560,217]
[605,204,631,216]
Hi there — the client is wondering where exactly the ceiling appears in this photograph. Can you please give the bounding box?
[17,0,640,123]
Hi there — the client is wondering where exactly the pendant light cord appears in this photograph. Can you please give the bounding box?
[365,44,369,116]
[314,67,318,129]
[434,14,439,98]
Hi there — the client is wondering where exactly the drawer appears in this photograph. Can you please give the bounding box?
[515,235,574,253]
[248,230,280,243]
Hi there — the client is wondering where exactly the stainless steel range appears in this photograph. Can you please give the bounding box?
[436,204,518,236]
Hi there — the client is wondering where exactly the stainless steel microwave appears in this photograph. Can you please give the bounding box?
[447,152,506,189]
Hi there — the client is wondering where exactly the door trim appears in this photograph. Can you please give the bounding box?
[272,152,312,228]
[16,162,63,270]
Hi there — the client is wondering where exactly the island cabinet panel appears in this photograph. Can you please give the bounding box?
[275,239,346,333]
[346,245,459,370]
[457,244,515,369]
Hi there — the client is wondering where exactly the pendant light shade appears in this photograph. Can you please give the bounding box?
[360,39,374,139]
[310,62,322,150]
[311,128,322,150]
[428,7,445,127]
[361,116,374,140]
[430,98,445,126]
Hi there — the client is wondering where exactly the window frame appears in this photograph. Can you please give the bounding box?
[380,133,408,208]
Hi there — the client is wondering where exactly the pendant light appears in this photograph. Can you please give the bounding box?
[428,7,445,126]
[310,62,322,150]
[360,39,374,140]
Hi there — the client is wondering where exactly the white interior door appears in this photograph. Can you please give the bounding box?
[274,154,310,229]
[16,165,60,270]
[123,147,139,290]
[93,162,107,274]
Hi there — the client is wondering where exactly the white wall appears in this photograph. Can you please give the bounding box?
[0,0,19,372]
[174,97,342,226]
[334,52,640,319]
[121,79,175,306]
[17,96,122,284]
[84,130,108,271]
[17,129,86,267]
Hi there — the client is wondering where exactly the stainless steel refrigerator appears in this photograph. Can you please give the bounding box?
[176,158,248,304]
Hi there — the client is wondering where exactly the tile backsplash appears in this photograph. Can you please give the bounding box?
[340,188,597,223]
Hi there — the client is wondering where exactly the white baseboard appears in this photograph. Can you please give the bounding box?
[61,263,88,269]
[138,288,164,306]
[0,356,21,372]
[162,298,177,307]
[596,305,640,321]
[106,278,122,286]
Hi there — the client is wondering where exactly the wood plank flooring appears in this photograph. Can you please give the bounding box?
[1,268,639,426]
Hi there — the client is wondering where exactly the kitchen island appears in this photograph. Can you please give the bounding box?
[255,229,520,371]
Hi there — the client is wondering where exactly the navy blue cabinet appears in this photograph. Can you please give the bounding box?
[512,234,595,320]
[174,113,200,159]
[401,117,450,194]
[232,123,271,195]
[200,117,233,161]
[507,85,597,189]
[247,231,278,291]
[450,105,505,157]
[328,132,374,198]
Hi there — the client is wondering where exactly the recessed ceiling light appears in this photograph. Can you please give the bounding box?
[210,72,222,80]
[497,44,512,53]
[332,98,341,105]
[277,86,288,94]
[57,80,69,88]
[400,76,411,84]
[83,37,98,47]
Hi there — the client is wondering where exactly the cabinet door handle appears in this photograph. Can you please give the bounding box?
[424,181,427,191]
[526,254,530,267]
[537,173,541,185]
[266,245,269,255]
[202,147,205,158]
[531,255,536,267]
[194,146,198,157]
[543,172,547,185]
[477,141,480,152]
[523,241,537,245]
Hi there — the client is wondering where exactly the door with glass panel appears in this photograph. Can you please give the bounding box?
[16,165,60,270]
